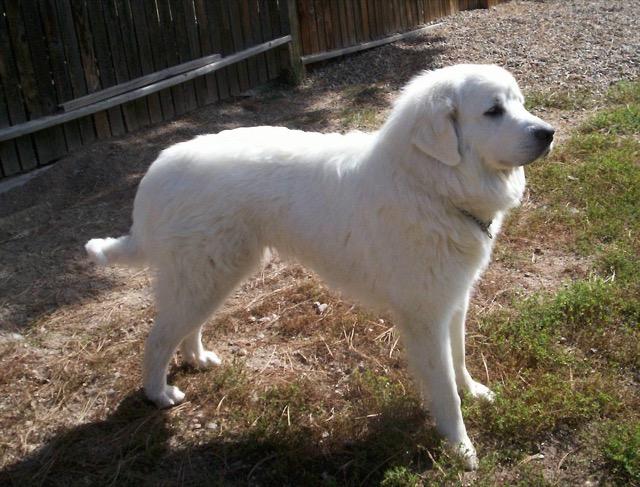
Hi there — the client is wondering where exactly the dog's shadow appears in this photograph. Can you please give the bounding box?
[1,392,442,486]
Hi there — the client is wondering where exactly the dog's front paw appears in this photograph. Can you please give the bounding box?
[183,350,222,369]
[146,385,185,408]
[468,380,495,402]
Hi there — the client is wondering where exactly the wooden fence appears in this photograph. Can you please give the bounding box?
[0,0,289,178]
[0,0,507,179]
[295,0,502,60]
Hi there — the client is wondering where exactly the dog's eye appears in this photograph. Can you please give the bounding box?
[484,105,504,117]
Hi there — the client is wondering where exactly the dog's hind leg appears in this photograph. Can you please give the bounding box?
[143,248,260,408]
[450,292,495,402]
[180,327,222,369]
[400,313,478,470]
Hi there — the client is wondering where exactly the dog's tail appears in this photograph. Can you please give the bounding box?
[85,235,144,267]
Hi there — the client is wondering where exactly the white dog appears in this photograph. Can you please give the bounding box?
[86,64,554,469]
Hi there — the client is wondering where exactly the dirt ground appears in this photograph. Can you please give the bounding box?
[1,1,638,485]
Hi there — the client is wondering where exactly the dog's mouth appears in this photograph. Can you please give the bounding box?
[519,142,553,166]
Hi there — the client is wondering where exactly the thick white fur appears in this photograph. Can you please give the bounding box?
[86,65,554,469]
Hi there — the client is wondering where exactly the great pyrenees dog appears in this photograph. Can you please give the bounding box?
[86,64,554,469]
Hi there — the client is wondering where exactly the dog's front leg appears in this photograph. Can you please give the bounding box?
[401,316,478,470]
[450,291,495,402]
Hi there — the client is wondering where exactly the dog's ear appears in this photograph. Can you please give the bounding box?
[412,98,461,167]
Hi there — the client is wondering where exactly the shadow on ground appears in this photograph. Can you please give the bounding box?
[1,393,439,486]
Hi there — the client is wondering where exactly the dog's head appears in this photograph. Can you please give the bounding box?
[408,64,554,170]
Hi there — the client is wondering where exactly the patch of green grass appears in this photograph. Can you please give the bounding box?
[340,106,384,130]
[485,271,639,372]
[525,134,640,251]
[380,465,422,487]
[603,422,640,484]
[466,372,616,448]
[525,88,593,111]
[524,81,640,253]
[341,84,385,103]
[597,243,640,284]
[581,105,640,135]
[605,80,640,105]
[338,84,388,130]
[347,370,415,410]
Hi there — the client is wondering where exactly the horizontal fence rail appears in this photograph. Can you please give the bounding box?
[0,0,508,179]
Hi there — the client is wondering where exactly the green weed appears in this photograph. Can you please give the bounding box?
[603,422,640,484]
[581,105,640,135]
[467,372,615,448]
[380,466,422,487]
[525,88,592,111]
[605,80,640,105]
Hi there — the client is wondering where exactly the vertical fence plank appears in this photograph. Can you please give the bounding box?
[317,0,332,52]
[246,0,263,85]
[5,1,54,168]
[310,0,325,53]
[258,0,278,79]
[193,0,220,104]
[218,1,242,95]
[39,0,83,152]
[156,0,187,116]
[350,0,363,43]
[20,0,67,163]
[297,0,313,54]
[342,0,355,47]
[70,0,112,140]
[226,1,251,92]
[116,0,152,128]
[206,0,231,99]
[338,0,350,47]
[86,1,127,136]
[55,0,96,145]
[143,0,177,120]
[129,1,164,123]
[239,0,260,89]
[330,0,344,49]
[359,0,371,41]
[180,0,208,108]
[0,0,37,173]
[0,84,21,176]
[246,0,269,83]
[271,0,290,74]
[174,0,197,110]
[308,0,321,55]
[102,0,138,131]
[397,0,407,31]
[416,0,425,24]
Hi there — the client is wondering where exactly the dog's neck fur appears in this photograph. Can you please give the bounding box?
[366,70,527,225]
[363,130,525,227]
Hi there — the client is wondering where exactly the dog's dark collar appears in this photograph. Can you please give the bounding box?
[457,208,493,239]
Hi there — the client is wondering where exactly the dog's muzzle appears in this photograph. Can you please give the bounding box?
[521,124,555,165]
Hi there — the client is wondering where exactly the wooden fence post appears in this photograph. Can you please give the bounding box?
[285,0,305,84]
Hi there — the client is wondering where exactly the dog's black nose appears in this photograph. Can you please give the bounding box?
[533,127,555,143]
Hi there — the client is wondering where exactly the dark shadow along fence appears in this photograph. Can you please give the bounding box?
[0,0,508,180]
